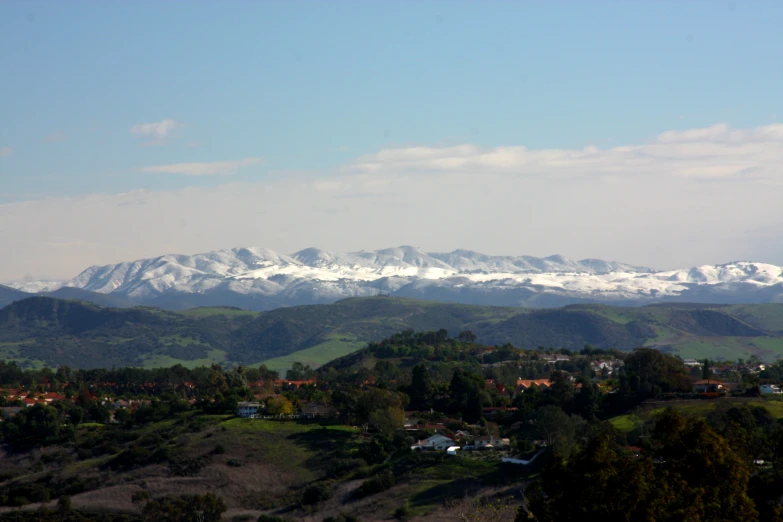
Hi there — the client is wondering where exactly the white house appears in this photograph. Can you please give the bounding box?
[474,435,510,449]
[761,384,782,395]
[237,401,261,418]
[411,434,455,451]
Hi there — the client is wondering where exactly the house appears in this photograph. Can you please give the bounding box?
[482,407,518,418]
[411,434,455,451]
[236,401,261,418]
[300,403,336,419]
[540,354,571,363]
[453,430,471,441]
[761,384,783,395]
[683,359,702,368]
[0,406,22,418]
[694,379,723,394]
[516,379,551,392]
[474,435,510,449]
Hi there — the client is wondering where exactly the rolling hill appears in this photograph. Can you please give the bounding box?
[3,296,783,369]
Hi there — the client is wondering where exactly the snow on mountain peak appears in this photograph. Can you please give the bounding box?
[7,247,783,308]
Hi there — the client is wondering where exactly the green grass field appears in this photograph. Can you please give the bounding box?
[261,337,367,372]
[138,348,228,369]
[178,307,261,318]
[610,398,783,434]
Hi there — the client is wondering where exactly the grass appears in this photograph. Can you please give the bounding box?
[664,337,753,361]
[609,397,783,433]
[178,307,261,318]
[158,335,201,346]
[261,337,366,372]
[138,348,228,369]
[609,414,641,433]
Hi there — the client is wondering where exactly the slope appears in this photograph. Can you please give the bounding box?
[0,284,29,309]
[3,297,783,369]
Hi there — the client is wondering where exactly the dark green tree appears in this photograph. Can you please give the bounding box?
[449,369,484,424]
[410,363,433,409]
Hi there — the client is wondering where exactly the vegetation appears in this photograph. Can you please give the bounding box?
[4,296,783,369]
[2,327,783,519]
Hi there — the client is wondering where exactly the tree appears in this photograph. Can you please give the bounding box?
[369,406,405,436]
[526,409,759,522]
[525,433,664,522]
[648,409,758,521]
[266,396,294,416]
[458,330,477,343]
[702,358,712,380]
[535,405,584,459]
[449,369,484,424]
[57,495,72,521]
[572,377,603,420]
[286,362,314,381]
[410,363,433,409]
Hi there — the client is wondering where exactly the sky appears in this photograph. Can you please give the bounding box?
[1,0,783,282]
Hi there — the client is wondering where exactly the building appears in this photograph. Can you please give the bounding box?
[236,401,261,418]
[300,403,337,419]
[516,379,551,392]
[474,435,510,449]
[761,384,783,395]
[694,379,723,394]
[411,434,455,451]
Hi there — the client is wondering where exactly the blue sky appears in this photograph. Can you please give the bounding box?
[1,1,783,279]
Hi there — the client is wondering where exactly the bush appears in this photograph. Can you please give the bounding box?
[323,514,359,522]
[394,502,412,520]
[226,459,242,467]
[301,483,332,505]
[214,443,226,454]
[258,515,289,522]
[354,472,395,499]
[326,458,365,478]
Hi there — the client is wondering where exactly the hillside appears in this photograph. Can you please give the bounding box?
[0,284,29,309]
[3,296,783,369]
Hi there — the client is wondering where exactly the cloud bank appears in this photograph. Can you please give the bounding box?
[130,119,181,142]
[2,123,782,281]
[142,158,263,176]
[346,123,783,182]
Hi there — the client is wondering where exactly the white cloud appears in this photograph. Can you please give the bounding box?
[346,123,783,182]
[130,119,181,141]
[142,157,263,176]
[0,146,14,157]
[2,123,783,280]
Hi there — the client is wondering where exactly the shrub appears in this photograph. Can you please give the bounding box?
[301,483,332,505]
[326,458,365,478]
[258,515,289,522]
[226,459,242,467]
[394,502,412,520]
[214,443,226,454]
[323,514,359,522]
[354,472,395,499]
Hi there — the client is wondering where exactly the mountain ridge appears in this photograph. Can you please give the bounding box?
[5,246,783,311]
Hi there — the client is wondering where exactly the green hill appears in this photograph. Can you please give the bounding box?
[3,296,783,369]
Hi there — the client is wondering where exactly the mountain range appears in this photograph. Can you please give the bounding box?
[5,246,783,310]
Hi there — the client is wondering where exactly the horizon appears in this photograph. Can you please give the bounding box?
[3,1,783,280]
[3,242,780,288]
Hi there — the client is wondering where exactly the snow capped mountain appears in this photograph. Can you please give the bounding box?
[7,247,783,310]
